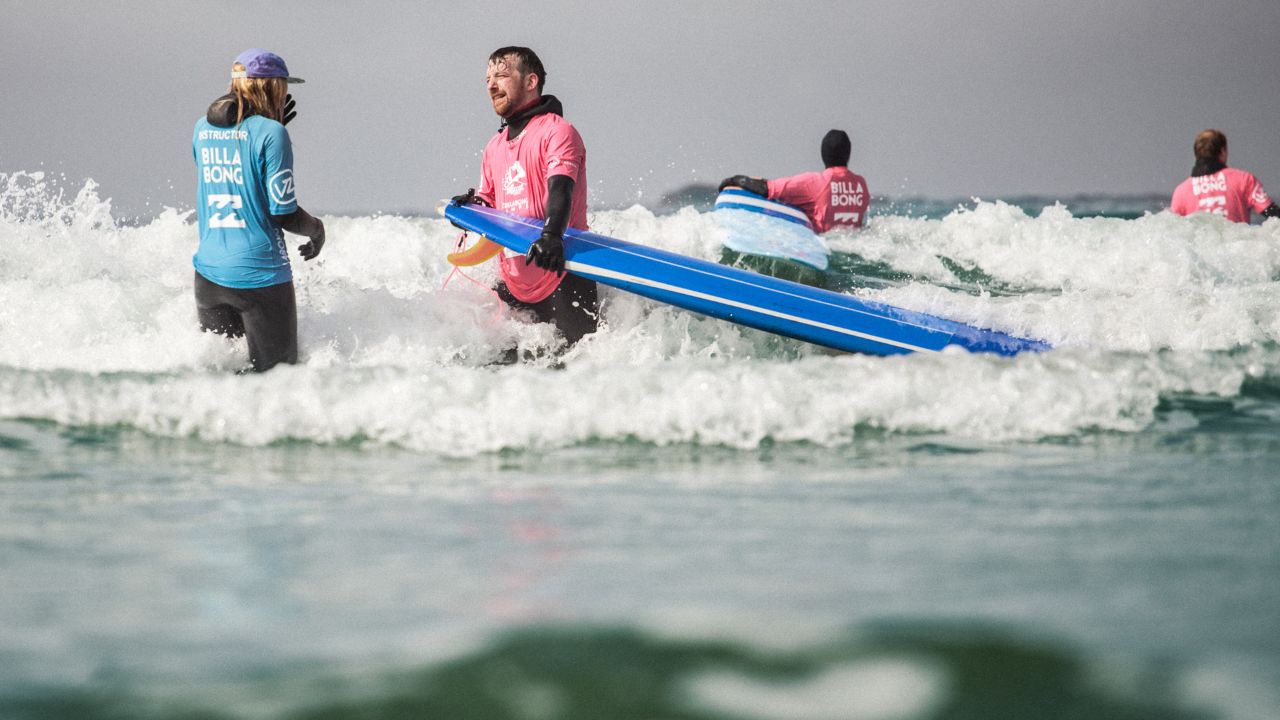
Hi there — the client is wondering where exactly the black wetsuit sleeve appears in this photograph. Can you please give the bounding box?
[272,206,323,238]
[719,175,769,197]
[543,174,574,238]
[739,176,769,197]
[1262,203,1280,220]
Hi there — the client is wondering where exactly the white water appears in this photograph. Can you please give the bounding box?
[2,171,1278,454]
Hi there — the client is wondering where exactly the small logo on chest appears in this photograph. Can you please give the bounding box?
[503,160,528,196]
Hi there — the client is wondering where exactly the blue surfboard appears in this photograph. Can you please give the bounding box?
[442,203,1050,357]
[713,188,831,271]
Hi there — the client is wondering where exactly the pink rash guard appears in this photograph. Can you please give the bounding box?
[476,112,588,303]
[767,166,870,233]
[1171,167,1272,224]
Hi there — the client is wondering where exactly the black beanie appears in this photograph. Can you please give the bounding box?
[821,129,851,168]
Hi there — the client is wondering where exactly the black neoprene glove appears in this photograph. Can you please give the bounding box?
[450,188,491,207]
[1263,203,1280,220]
[718,175,769,197]
[298,220,325,261]
[283,94,296,125]
[525,174,573,276]
[525,230,565,274]
[274,207,325,261]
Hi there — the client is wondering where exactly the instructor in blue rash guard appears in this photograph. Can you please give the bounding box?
[192,49,325,372]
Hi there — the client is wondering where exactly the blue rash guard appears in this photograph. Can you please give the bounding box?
[192,115,297,289]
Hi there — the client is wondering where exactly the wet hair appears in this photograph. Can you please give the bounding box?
[488,46,547,92]
[1193,129,1227,160]
[821,129,851,168]
[229,62,288,124]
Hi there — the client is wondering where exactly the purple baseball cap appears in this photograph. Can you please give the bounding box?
[231,48,305,84]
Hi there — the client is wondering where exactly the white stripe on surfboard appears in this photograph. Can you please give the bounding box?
[461,207,949,351]
[568,234,946,337]
[565,260,940,354]
[715,193,811,225]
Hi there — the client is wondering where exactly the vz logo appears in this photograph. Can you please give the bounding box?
[270,169,297,206]
[1252,186,1270,206]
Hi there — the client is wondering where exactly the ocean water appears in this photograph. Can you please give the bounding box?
[2,169,1279,719]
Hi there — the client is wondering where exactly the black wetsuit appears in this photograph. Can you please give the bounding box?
[194,271,297,370]
[496,272,599,346]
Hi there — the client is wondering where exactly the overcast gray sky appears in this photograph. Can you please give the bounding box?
[3,1,1278,217]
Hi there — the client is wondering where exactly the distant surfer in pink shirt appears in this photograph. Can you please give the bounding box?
[451,46,598,349]
[719,129,870,233]
[1170,129,1279,224]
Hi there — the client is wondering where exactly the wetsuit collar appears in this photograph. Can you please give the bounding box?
[501,94,563,140]
[206,93,243,127]
[1192,157,1227,177]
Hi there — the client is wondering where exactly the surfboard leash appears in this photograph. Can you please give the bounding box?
[442,231,504,326]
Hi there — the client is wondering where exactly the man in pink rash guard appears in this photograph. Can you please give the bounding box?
[1171,129,1280,224]
[450,46,598,348]
[719,129,870,233]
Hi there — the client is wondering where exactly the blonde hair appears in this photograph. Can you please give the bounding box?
[229,63,288,124]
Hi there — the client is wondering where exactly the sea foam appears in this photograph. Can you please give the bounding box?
[2,172,1277,453]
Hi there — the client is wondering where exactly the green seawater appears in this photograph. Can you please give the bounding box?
[2,413,1278,720]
